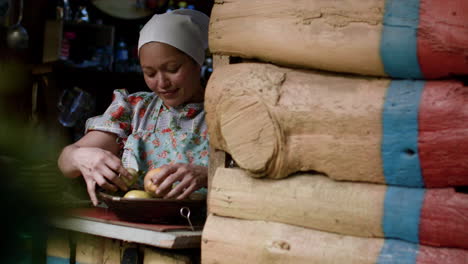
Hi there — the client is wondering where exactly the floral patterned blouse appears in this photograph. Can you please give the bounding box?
[85,89,209,186]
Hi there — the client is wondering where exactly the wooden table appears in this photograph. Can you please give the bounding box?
[49,207,203,249]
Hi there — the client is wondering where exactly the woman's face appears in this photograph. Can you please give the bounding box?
[139,42,203,108]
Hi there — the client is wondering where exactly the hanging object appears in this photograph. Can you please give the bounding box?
[6,0,28,49]
[91,0,154,20]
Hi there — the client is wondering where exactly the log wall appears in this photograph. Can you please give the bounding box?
[203,0,468,262]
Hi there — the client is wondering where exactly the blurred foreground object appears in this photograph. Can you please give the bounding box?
[0,60,68,263]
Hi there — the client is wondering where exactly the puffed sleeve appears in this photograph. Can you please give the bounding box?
[85,89,133,139]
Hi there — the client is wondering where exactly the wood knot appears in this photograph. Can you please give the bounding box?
[267,240,291,251]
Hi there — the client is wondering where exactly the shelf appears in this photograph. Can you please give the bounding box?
[49,215,202,249]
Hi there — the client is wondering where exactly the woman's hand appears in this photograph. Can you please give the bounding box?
[58,131,132,206]
[149,163,208,200]
[71,147,132,205]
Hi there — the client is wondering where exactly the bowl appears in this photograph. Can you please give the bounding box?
[97,191,206,226]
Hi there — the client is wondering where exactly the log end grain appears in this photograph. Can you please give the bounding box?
[219,94,281,176]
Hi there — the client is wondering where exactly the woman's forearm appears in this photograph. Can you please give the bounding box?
[58,144,82,178]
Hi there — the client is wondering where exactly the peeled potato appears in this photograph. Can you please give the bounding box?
[123,190,152,199]
[122,167,139,187]
[144,167,171,198]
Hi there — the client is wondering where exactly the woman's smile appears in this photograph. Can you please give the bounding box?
[159,88,180,97]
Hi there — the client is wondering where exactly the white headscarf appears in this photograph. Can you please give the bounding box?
[138,9,209,66]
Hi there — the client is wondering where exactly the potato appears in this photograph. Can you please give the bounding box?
[123,190,152,199]
[144,168,171,198]
[122,167,139,187]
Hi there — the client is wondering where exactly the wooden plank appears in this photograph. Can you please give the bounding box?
[201,215,468,264]
[46,228,70,264]
[74,233,106,264]
[205,62,468,188]
[103,238,121,264]
[49,216,202,249]
[209,168,468,249]
[73,234,122,264]
[142,246,192,264]
[209,0,468,79]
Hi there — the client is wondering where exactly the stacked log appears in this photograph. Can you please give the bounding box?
[202,0,468,263]
[203,215,468,264]
[209,0,468,79]
[205,63,468,187]
[209,169,468,249]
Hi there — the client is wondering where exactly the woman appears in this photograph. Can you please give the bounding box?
[58,9,210,206]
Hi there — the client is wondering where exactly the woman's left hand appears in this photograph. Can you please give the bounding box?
[150,163,208,199]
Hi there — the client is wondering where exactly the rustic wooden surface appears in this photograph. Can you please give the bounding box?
[46,228,71,263]
[202,214,468,264]
[205,62,387,182]
[209,0,468,79]
[74,233,109,264]
[209,168,384,237]
[207,55,229,208]
[209,168,468,249]
[49,215,202,249]
[205,62,468,187]
[143,246,193,264]
[209,0,386,76]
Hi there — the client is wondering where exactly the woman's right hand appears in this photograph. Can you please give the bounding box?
[71,147,132,206]
[58,131,132,206]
